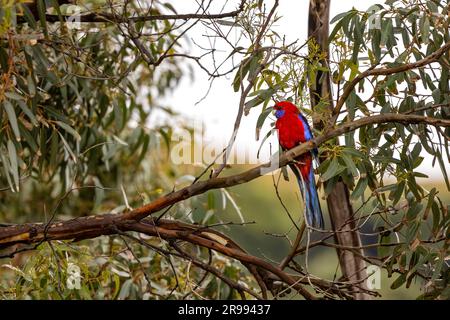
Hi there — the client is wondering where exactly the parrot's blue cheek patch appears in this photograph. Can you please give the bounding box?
[275,110,285,119]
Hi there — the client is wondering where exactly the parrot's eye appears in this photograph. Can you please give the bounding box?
[274,109,285,119]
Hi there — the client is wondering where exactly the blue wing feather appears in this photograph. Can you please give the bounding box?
[298,114,313,141]
[298,114,319,161]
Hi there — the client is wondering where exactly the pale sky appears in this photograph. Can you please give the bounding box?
[158,0,448,180]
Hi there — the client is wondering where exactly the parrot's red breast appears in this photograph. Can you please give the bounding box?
[274,102,312,180]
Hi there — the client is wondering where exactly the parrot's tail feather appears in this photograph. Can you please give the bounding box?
[290,164,324,229]
[305,169,324,229]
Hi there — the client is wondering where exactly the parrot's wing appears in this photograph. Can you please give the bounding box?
[298,113,319,165]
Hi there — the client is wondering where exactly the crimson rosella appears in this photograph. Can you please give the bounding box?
[274,101,324,229]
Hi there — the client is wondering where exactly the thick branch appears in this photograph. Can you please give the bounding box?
[1,113,448,246]
[19,1,246,23]
[1,113,448,298]
[0,113,450,242]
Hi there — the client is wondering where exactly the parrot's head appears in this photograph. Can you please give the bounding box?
[273,101,299,119]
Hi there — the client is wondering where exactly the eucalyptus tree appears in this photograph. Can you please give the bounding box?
[0,0,449,300]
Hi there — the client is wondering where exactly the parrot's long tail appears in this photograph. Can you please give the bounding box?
[303,168,324,229]
[289,163,324,229]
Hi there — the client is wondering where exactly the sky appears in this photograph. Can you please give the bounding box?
[158,0,448,180]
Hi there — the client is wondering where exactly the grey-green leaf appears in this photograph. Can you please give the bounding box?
[3,100,21,141]
[321,158,345,182]
[55,121,81,141]
[341,153,359,177]
[7,140,19,192]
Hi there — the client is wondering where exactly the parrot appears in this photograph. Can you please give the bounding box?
[273,101,324,229]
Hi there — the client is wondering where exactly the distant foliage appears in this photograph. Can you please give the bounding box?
[0,0,183,218]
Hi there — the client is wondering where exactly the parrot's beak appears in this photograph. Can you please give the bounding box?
[271,106,276,116]
[271,105,279,114]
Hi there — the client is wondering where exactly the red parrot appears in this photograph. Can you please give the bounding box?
[274,101,324,229]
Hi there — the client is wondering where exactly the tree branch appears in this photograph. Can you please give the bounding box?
[1,113,448,244]
[331,40,450,125]
[19,1,246,24]
[0,113,448,298]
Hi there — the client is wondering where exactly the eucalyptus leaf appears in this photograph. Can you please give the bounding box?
[3,100,21,141]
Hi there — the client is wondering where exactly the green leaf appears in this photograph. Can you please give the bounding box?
[372,29,381,61]
[27,74,36,97]
[118,279,133,300]
[3,100,21,141]
[5,92,25,101]
[215,20,236,26]
[340,153,359,177]
[351,177,368,200]
[232,57,251,92]
[244,96,265,112]
[378,232,392,257]
[343,147,365,158]
[431,255,444,282]
[113,100,123,131]
[7,140,19,192]
[421,16,430,45]
[255,107,272,141]
[257,129,274,159]
[381,19,393,47]
[207,191,215,210]
[163,2,177,14]
[376,184,397,193]
[330,11,351,24]
[407,177,422,200]
[390,273,406,290]
[19,125,38,152]
[320,158,345,182]
[37,0,48,37]
[390,180,405,205]
[431,201,440,234]
[58,132,77,162]
[247,52,263,80]
[372,156,401,164]
[435,150,450,190]
[55,121,81,141]
[426,1,438,13]
[423,188,436,220]
[21,3,37,28]
[405,221,420,243]
[17,100,38,126]
[137,134,150,164]
[329,11,356,40]
[0,152,14,192]
[406,203,423,221]
[49,131,59,169]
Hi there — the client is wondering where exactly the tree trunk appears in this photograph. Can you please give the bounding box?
[307,0,372,300]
